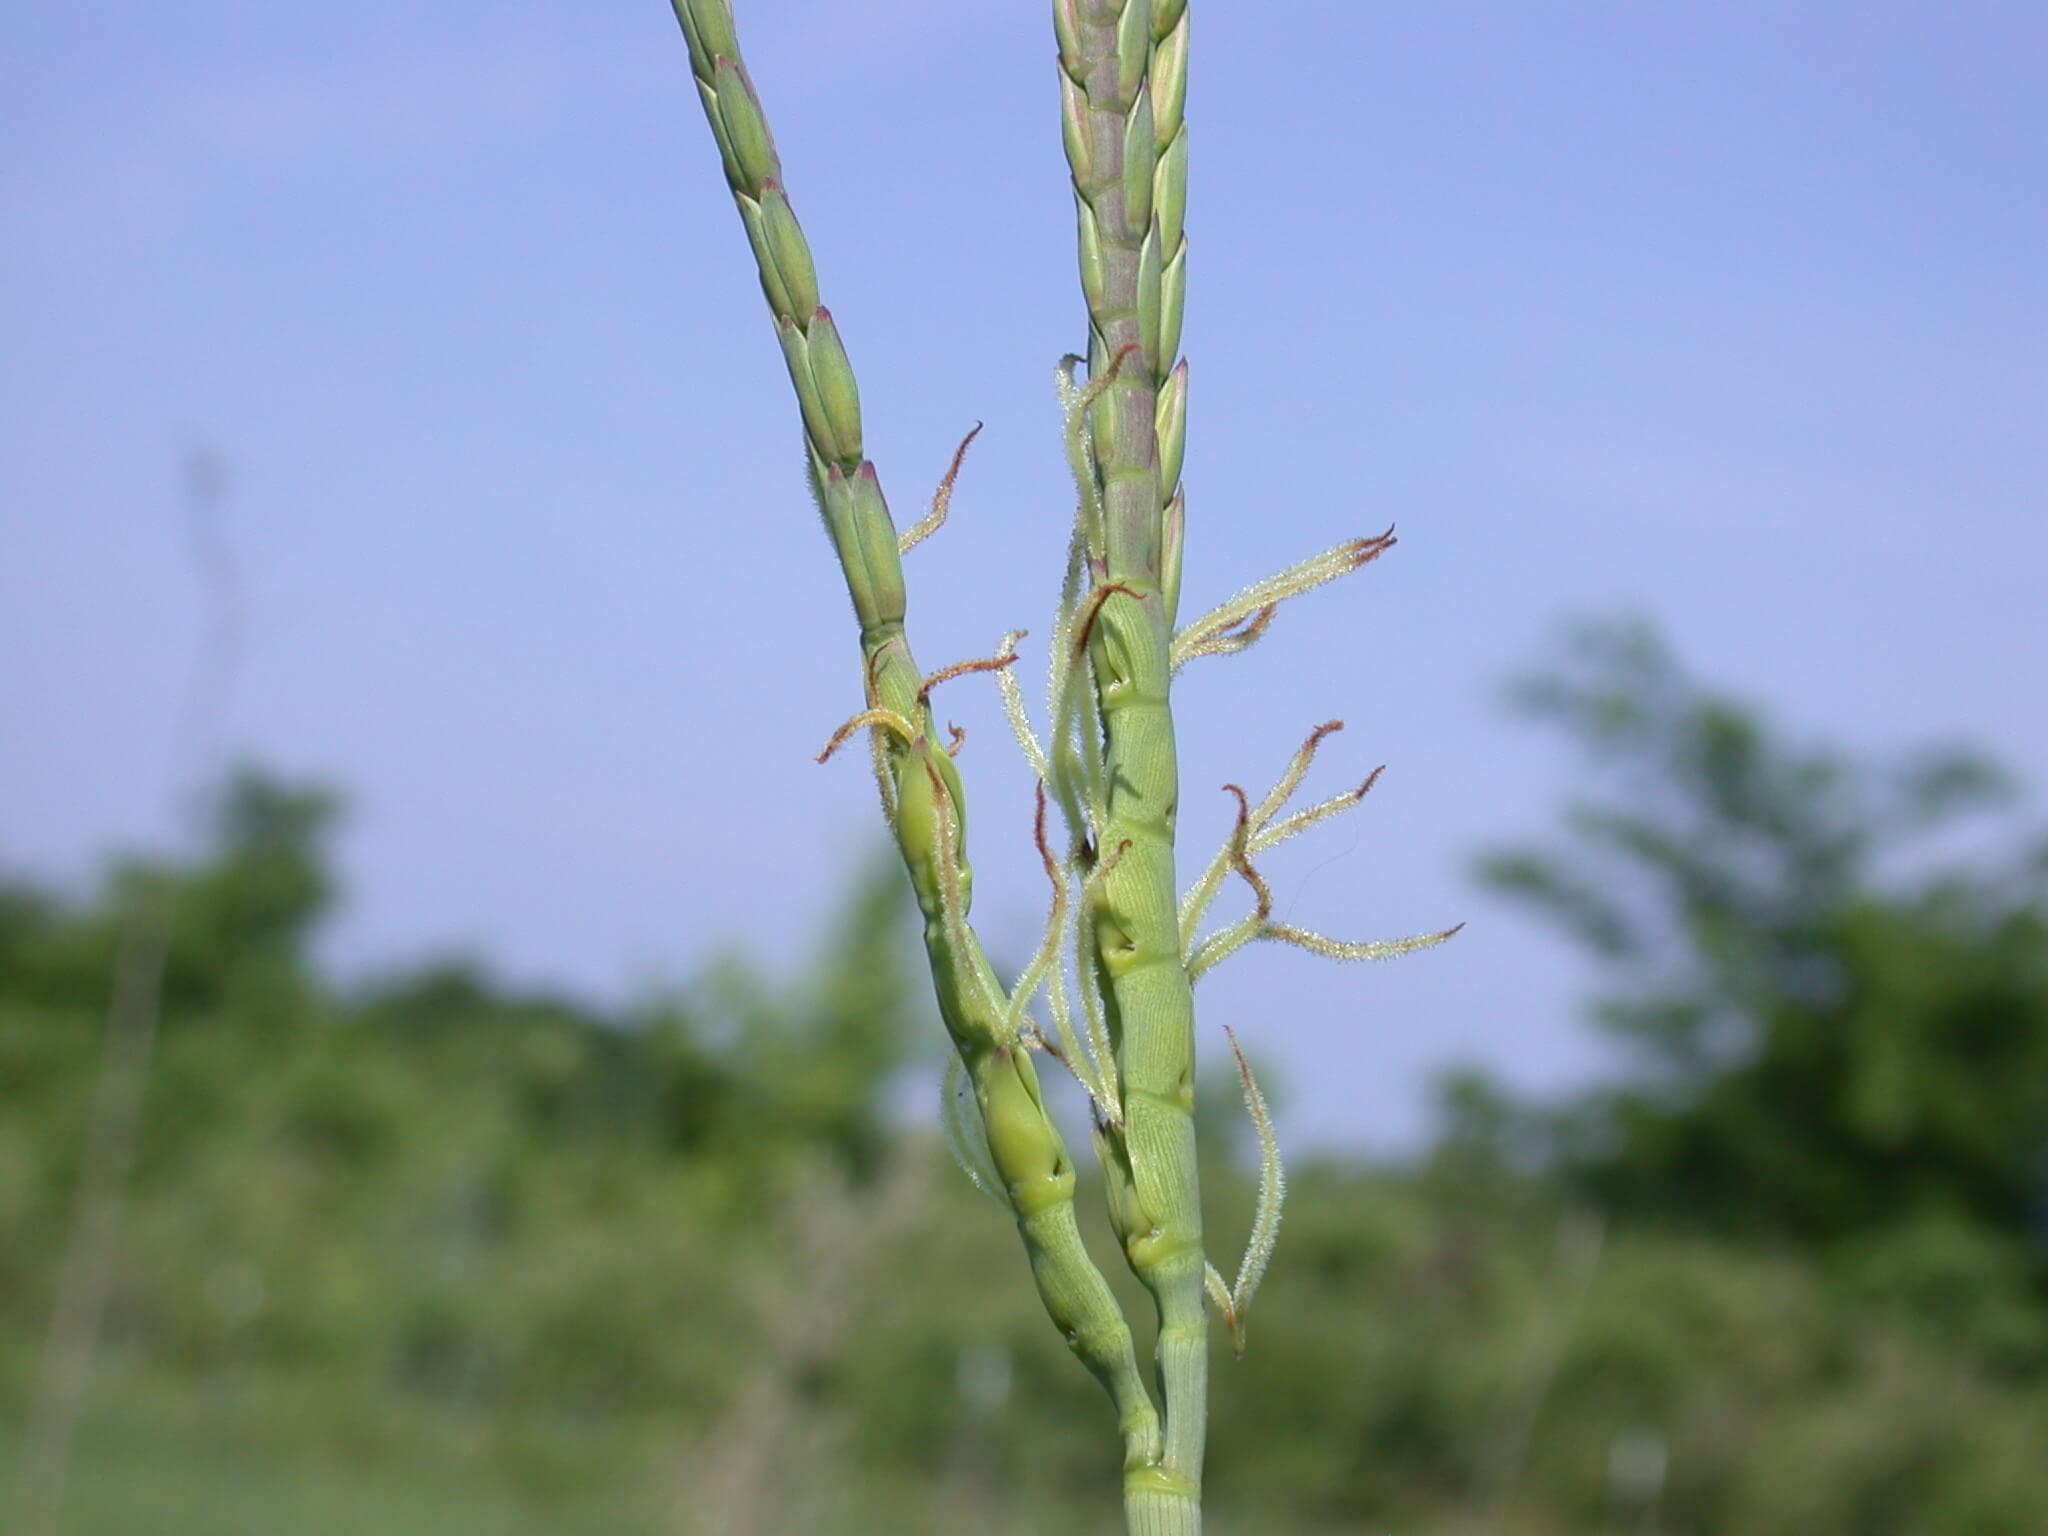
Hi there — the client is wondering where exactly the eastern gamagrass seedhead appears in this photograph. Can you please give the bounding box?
[664,4,1457,1530]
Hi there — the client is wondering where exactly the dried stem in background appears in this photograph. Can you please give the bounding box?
[11,450,244,1536]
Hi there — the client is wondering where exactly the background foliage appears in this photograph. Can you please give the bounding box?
[3,624,2045,1534]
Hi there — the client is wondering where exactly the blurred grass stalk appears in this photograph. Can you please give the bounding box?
[12,452,242,1536]
[665,4,1451,1530]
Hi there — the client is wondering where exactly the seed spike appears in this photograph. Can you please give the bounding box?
[676,0,1172,1486]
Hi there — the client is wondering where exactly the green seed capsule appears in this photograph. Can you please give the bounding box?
[1156,360,1188,494]
[757,182,819,321]
[1152,11,1189,137]
[1158,241,1186,376]
[1115,0,1149,104]
[845,463,906,628]
[1154,121,1188,259]
[822,465,904,636]
[1123,92,1155,237]
[982,1052,1062,1194]
[678,0,738,72]
[695,80,743,192]
[1075,195,1108,318]
[1136,223,1163,376]
[736,197,793,321]
[712,57,779,192]
[1052,0,1085,77]
[1060,72,1092,190]
[777,319,841,465]
[806,308,864,465]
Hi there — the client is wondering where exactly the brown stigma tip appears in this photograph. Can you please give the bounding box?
[918,644,1022,706]
[1032,783,1059,884]
[1071,581,1141,656]
[1222,783,1252,833]
[1346,532,1397,569]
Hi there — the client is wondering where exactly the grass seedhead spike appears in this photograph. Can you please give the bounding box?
[670,1,1457,1519]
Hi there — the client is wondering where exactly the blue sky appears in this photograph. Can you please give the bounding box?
[5,2,2044,1149]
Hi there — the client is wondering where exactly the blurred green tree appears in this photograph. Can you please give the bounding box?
[1471,620,2048,1298]
[9,760,2048,1531]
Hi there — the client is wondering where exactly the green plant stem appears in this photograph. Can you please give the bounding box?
[666,0,1162,1482]
[1057,1,1207,1526]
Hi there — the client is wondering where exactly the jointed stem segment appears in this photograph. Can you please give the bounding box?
[1054,6,1211,1524]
